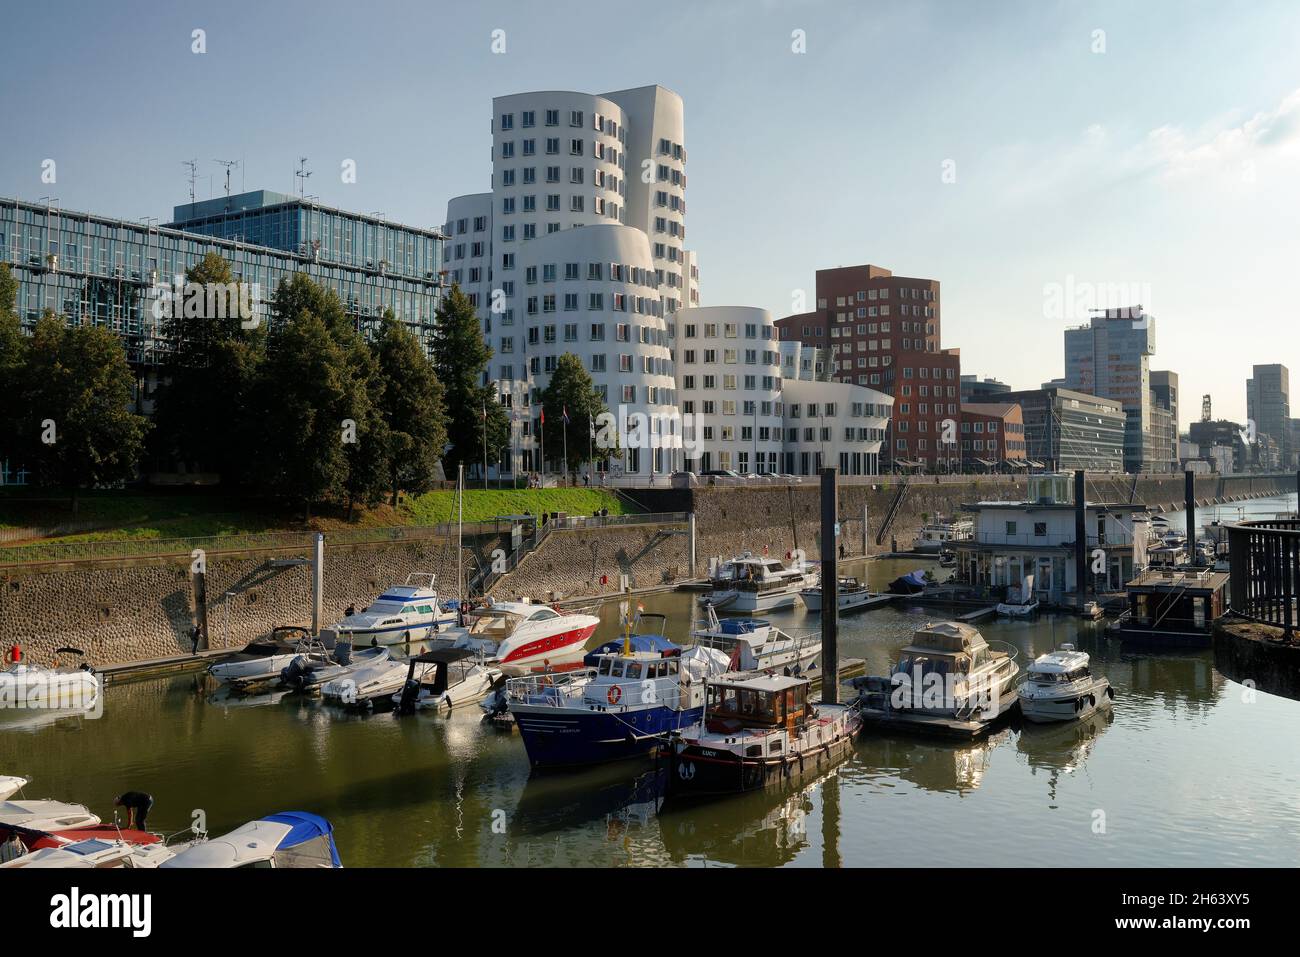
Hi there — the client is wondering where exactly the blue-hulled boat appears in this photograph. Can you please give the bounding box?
[503,613,731,769]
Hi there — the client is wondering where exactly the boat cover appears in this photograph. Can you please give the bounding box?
[679,646,731,682]
[262,811,341,868]
[714,618,767,635]
[583,634,681,665]
[888,570,929,594]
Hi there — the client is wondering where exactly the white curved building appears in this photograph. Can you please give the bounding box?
[444,85,696,478]
[675,306,784,474]
[779,343,893,476]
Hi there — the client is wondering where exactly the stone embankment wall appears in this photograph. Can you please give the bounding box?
[0,536,499,668]
[1,473,1291,668]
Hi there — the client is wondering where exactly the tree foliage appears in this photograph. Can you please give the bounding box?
[541,352,609,473]
[431,285,508,478]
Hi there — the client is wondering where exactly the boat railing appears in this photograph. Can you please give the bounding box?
[504,669,596,705]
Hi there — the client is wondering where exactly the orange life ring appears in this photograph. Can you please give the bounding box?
[607,684,622,706]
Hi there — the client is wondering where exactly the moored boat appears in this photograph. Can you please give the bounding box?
[662,671,863,799]
[1017,644,1113,723]
[799,576,893,614]
[394,648,504,713]
[996,574,1040,617]
[207,626,328,689]
[160,811,342,868]
[699,552,817,614]
[330,573,458,646]
[690,605,821,676]
[434,599,599,676]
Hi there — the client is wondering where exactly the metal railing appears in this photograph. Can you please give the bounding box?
[1227,518,1300,636]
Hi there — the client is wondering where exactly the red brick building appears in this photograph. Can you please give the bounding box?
[776,264,960,470]
[960,402,1026,471]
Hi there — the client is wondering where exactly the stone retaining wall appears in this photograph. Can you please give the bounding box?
[487,524,689,601]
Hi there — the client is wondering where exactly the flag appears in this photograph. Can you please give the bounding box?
[481,403,486,421]
[562,406,570,426]
[540,408,545,426]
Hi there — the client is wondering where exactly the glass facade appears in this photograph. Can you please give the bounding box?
[1,195,445,368]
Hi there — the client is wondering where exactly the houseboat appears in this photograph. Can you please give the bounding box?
[851,621,1021,736]
[1109,565,1230,647]
[700,552,817,613]
[661,671,863,799]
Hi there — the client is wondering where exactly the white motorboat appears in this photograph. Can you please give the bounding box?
[1017,643,1114,723]
[0,832,183,869]
[690,605,821,676]
[0,648,100,714]
[0,799,101,833]
[207,626,328,688]
[996,575,1040,617]
[700,552,817,614]
[321,652,412,707]
[394,648,504,713]
[331,573,459,646]
[855,622,1021,726]
[0,776,26,801]
[435,599,599,676]
[799,576,894,614]
[161,811,341,868]
[281,644,390,692]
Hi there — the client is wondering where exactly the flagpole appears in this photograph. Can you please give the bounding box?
[482,402,488,490]
[562,417,568,486]
[540,411,546,488]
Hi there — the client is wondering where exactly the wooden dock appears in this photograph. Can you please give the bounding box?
[857,688,1020,739]
[957,606,999,623]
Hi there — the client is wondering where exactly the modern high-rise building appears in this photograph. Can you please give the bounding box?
[1064,306,1164,472]
[1246,364,1291,467]
[443,86,699,477]
[1000,386,1126,473]
[776,264,956,470]
[960,375,1012,403]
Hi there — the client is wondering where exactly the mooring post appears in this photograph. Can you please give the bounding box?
[312,532,324,635]
[687,512,697,578]
[1185,470,1197,566]
[820,467,839,703]
[862,502,869,558]
[1074,469,1087,611]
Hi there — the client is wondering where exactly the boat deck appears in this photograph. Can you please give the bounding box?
[858,688,1020,739]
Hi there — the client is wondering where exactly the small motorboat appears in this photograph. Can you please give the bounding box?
[663,671,863,799]
[394,648,504,713]
[1,825,185,869]
[435,599,599,676]
[0,648,99,714]
[208,626,331,689]
[0,799,101,833]
[1017,644,1114,723]
[799,576,893,614]
[996,576,1040,617]
[321,652,412,707]
[331,573,458,646]
[281,644,389,693]
[161,811,342,868]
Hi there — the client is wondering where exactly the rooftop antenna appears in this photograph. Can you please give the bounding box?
[295,156,312,199]
[214,159,240,209]
[183,159,199,216]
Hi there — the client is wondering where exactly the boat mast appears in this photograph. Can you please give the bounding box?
[457,463,464,609]
[622,581,633,656]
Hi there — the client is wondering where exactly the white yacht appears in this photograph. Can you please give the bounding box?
[330,573,458,646]
[1017,644,1114,723]
[690,605,821,676]
[700,552,817,613]
[432,599,600,676]
[800,575,893,614]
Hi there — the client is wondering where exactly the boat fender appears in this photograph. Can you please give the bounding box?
[1087,694,1096,708]
[607,685,622,706]
[1105,685,1115,700]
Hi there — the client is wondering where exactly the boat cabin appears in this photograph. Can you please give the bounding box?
[893,622,995,680]
[704,672,808,735]
[1025,648,1092,684]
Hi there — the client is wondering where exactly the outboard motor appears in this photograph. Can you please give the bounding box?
[397,677,421,716]
[333,641,353,666]
[281,655,311,689]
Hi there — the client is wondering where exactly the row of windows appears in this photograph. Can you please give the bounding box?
[682,322,775,341]
[500,165,625,193]
[680,348,779,367]
[823,287,936,306]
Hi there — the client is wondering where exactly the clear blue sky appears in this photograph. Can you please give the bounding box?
[3,0,1298,427]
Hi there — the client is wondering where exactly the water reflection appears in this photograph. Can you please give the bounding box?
[1017,709,1114,803]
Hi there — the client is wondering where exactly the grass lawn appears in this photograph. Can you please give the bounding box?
[0,487,633,544]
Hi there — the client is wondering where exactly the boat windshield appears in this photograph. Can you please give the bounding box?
[468,610,523,637]
[364,602,404,615]
[1031,668,1088,683]
[895,653,969,677]
[707,685,779,722]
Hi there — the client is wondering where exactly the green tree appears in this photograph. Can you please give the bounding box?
[150,252,265,481]
[0,265,25,470]
[373,314,446,505]
[19,314,149,513]
[541,352,609,475]
[431,285,508,480]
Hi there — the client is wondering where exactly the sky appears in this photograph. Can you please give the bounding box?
[2,0,1298,429]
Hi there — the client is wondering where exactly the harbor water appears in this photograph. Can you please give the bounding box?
[3,493,1297,867]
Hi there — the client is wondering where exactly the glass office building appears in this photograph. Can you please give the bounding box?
[1,194,446,370]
